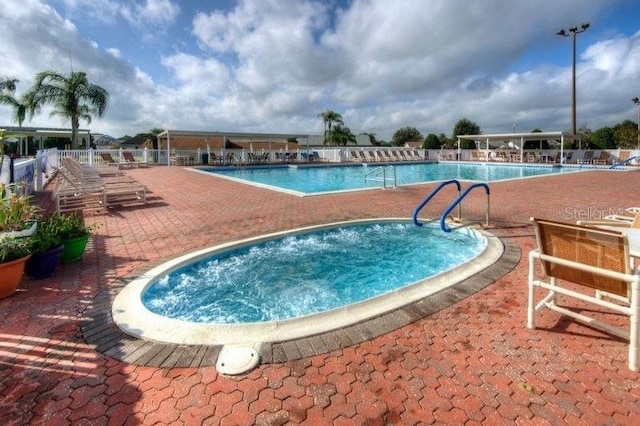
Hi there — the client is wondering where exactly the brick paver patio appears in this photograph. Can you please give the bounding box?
[1,164,640,425]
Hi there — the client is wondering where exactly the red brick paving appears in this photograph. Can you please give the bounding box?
[2,165,640,425]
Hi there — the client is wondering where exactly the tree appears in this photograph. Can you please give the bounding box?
[317,110,343,144]
[0,77,26,129]
[452,118,481,149]
[613,120,637,148]
[452,118,480,139]
[136,128,164,149]
[590,127,616,149]
[577,124,592,148]
[422,133,441,149]
[391,127,422,146]
[0,77,28,157]
[26,70,109,148]
[439,133,454,148]
[327,124,356,146]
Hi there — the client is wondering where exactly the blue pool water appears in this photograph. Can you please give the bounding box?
[205,162,570,194]
[142,222,486,324]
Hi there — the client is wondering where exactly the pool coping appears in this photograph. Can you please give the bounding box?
[80,230,520,369]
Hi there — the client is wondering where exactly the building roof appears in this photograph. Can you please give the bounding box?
[157,130,309,140]
[0,125,91,137]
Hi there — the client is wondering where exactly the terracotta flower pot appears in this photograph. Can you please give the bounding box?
[0,255,30,299]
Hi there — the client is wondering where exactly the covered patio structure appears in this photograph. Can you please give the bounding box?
[457,131,581,164]
[156,130,310,166]
[0,125,92,155]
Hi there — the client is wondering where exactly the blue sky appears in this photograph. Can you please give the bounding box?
[1,0,639,140]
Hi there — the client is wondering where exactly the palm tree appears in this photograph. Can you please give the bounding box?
[327,124,356,146]
[317,110,343,144]
[26,70,109,148]
[0,77,27,156]
[0,78,26,127]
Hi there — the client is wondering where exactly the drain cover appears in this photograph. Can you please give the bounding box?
[216,346,260,375]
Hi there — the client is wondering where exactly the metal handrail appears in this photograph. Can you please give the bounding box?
[364,165,396,189]
[412,180,462,227]
[609,156,640,169]
[440,183,490,233]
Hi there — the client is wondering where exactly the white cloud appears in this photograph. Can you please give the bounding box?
[106,48,121,58]
[121,0,181,29]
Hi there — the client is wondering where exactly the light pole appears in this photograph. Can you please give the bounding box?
[557,22,590,136]
[512,123,518,133]
[633,97,640,149]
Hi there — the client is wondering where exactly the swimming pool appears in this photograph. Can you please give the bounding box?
[112,219,503,346]
[200,162,572,195]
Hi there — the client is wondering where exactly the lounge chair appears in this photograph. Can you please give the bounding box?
[100,153,120,167]
[123,151,148,167]
[593,151,611,165]
[617,150,631,164]
[55,157,147,213]
[577,212,640,229]
[528,218,640,371]
[577,150,593,164]
[355,151,368,162]
[562,152,573,163]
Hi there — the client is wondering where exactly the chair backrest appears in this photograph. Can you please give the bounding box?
[100,153,115,162]
[619,150,630,161]
[532,218,631,296]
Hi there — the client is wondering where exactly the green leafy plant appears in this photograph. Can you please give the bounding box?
[47,212,97,240]
[29,214,65,255]
[0,235,31,263]
[0,183,40,233]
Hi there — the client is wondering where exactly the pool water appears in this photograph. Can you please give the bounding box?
[143,222,486,324]
[206,162,570,194]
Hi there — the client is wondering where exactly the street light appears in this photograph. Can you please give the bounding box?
[557,22,590,136]
[633,97,640,149]
[512,123,518,133]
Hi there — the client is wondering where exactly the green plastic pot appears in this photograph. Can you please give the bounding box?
[60,234,90,264]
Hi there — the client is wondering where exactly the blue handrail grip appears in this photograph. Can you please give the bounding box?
[440,183,490,233]
[412,179,461,226]
[609,156,640,169]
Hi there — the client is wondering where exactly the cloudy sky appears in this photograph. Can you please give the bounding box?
[1,0,639,140]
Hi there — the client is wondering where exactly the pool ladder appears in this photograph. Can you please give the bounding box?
[609,156,640,169]
[364,166,396,189]
[412,179,490,233]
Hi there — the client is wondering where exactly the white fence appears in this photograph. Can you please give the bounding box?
[4,146,634,195]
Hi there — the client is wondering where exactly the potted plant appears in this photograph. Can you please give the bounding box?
[0,182,40,237]
[0,235,32,299]
[24,214,65,279]
[53,213,96,263]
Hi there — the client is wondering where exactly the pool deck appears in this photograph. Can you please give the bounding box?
[2,165,640,424]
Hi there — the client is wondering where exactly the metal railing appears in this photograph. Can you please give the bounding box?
[364,165,396,189]
[413,180,490,233]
